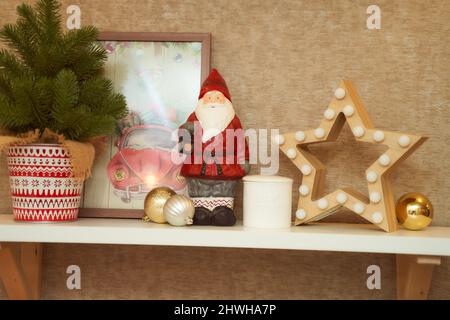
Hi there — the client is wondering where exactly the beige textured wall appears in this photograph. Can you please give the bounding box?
[1,0,450,299]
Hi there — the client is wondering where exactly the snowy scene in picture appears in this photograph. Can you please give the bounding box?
[83,41,202,209]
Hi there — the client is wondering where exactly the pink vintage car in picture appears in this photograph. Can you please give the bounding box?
[107,124,186,203]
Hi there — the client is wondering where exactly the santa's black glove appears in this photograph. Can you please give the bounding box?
[178,121,195,154]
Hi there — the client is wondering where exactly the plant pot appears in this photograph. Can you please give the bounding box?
[7,144,83,222]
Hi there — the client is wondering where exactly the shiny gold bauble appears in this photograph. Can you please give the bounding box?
[144,187,176,223]
[396,193,433,231]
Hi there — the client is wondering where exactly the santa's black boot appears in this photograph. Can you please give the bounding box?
[211,206,236,226]
[193,207,213,225]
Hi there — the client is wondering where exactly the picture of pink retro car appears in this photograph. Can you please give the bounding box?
[107,124,186,203]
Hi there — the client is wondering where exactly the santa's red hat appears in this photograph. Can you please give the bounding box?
[198,69,232,102]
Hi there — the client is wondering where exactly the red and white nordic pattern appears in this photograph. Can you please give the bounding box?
[192,197,234,211]
[7,144,83,222]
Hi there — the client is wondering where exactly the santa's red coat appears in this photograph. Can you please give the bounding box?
[180,112,249,180]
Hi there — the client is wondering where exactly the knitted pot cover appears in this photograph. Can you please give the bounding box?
[7,144,83,222]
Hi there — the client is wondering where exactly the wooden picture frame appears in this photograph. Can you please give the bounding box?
[98,32,211,83]
[79,32,211,219]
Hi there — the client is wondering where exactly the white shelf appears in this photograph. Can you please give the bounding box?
[0,214,449,256]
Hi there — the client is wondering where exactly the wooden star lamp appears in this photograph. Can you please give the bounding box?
[277,80,427,232]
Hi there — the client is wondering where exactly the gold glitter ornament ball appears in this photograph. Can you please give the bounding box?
[144,187,176,223]
[396,193,433,231]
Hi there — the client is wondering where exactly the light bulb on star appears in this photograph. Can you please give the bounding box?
[296,209,307,220]
[335,88,346,99]
[378,154,391,167]
[299,185,310,196]
[372,212,383,224]
[314,128,325,139]
[353,203,365,214]
[295,131,306,142]
[398,135,411,147]
[343,105,354,117]
[366,171,378,183]
[273,134,285,146]
[336,192,348,204]
[324,109,336,120]
[370,191,382,204]
[353,126,365,138]
[286,148,297,159]
[373,130,385,142]
[300,164,312,176]
[317,198,329,210]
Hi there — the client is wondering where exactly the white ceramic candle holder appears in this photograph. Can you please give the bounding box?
[243,175,293,229]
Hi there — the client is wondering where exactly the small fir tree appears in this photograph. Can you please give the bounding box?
[0,0,127,141]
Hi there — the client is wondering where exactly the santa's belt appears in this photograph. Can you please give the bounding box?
[201,160,223,176]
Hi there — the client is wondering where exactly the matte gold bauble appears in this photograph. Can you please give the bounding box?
[396,193,433,231]
[144,187,176,223]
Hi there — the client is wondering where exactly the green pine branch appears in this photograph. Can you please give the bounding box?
[0,0,127,141]
[52,69,80,132]
[16,3,42,41]
[36,0,61,44]
[0,48,30,77]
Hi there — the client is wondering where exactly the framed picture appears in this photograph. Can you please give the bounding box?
[79,32,211,218]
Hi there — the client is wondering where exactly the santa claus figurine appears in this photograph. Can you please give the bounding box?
[178,69,250,226]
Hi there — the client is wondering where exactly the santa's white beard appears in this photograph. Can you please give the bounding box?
[195,100,235,142]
